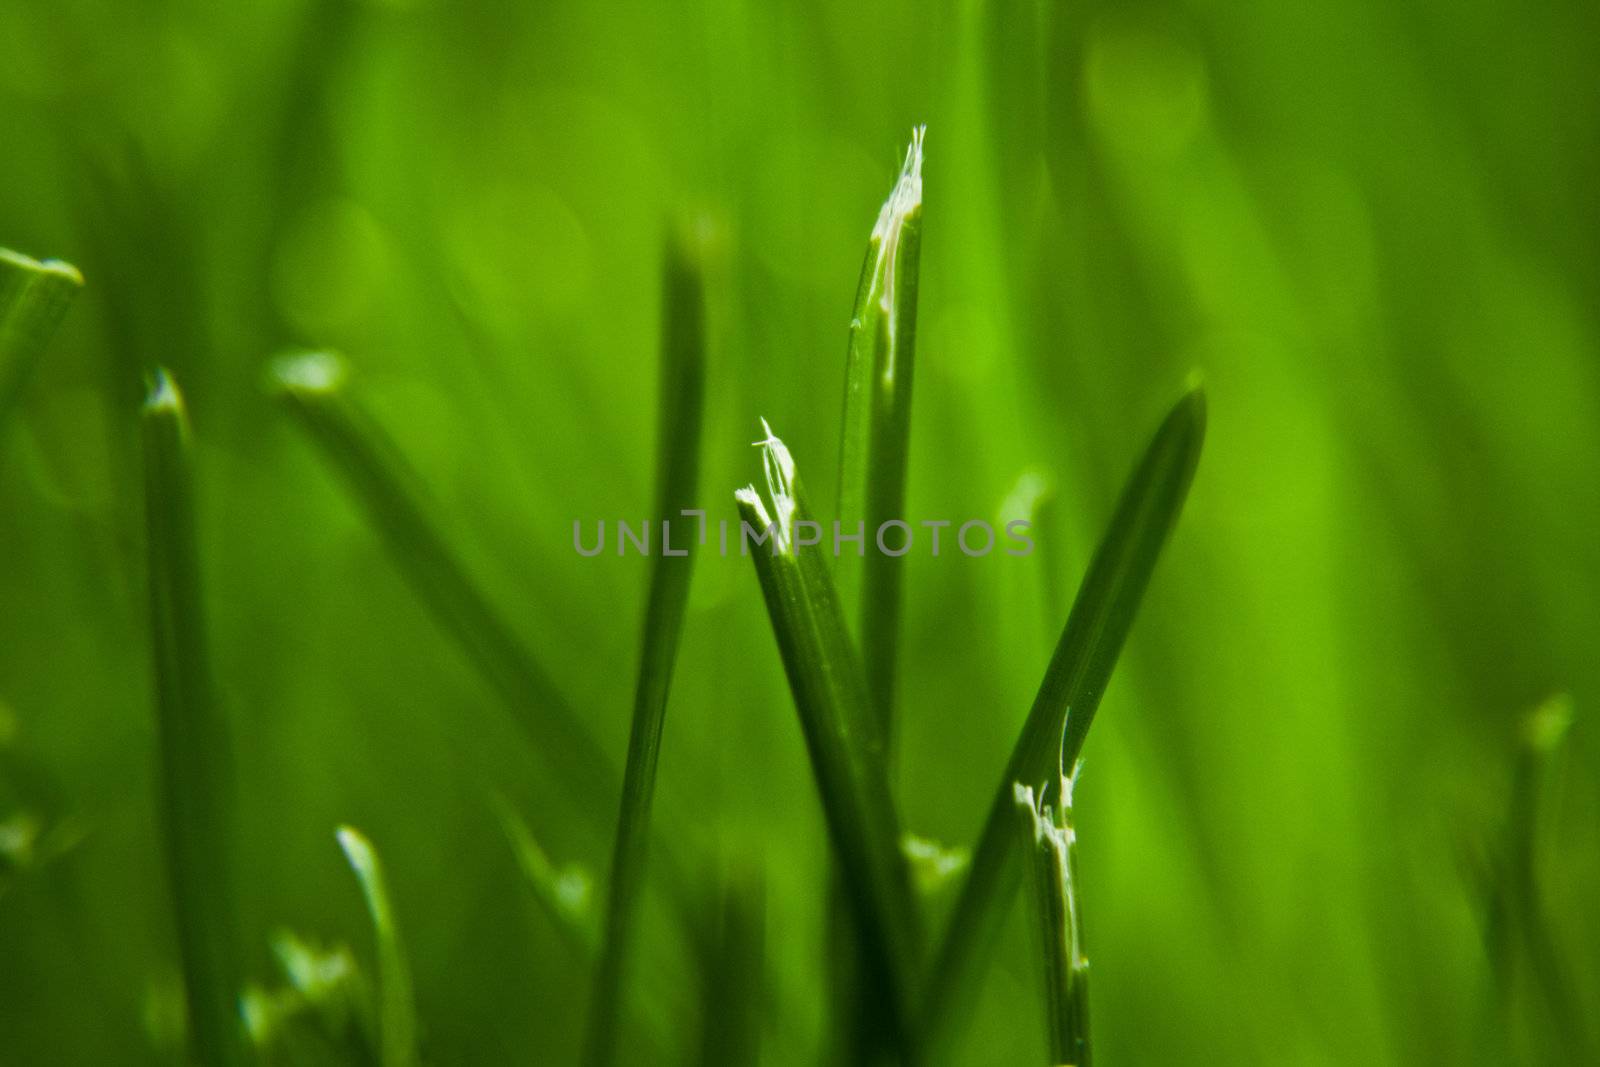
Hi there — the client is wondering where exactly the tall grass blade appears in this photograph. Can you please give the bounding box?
[695,862,766,1067]
[336,826,418,1067]
[268,352,618,812]
[583,230,708,1067]
[923,386,1206,1044]
[1,249,83,433]
[736,423,922,1059]
[142,369,248,1067]
[1014,773,1090,1067]
[836,128,925,736]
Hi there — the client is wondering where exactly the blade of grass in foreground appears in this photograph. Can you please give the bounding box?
[1,249,83,431]
[268,352,618,814]
[337,826,418,1067]
[836,127,925,736]
[583,230,708,1067]
[1014,773,1090,1067]
[922,386,1206,1047]
[142,370,248,1067]
[736,423,923,1060]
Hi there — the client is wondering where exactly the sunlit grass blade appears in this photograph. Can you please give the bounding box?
[142,369,248,1067]
[923,386,1206,1044]
[583,229,708,1067]
[268,351,618,813]
[836,127,925,735]
[1,249,83,432]
[337,826,418,1067]
[736,422,922,1059]
[1014,773,1090,1067]
[491,793,597,954]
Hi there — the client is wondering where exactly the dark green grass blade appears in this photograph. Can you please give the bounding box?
[736,426,923,1059]
[142,370,248,1067]
[1,249,83,432]
[695,862,766,1067]
[583,231,708,1067]
[1014,779,1090,1067]
[337,826,418,1067]
[922,387,1206,1044]
[836,128,925,736]
[268,352,618,814]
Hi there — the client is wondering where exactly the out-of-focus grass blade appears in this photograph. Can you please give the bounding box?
[583,229,708,1067]
[1014,775,1090,1067]
[1,249,83,432]
[736,423,923,1059]
[836,127,925,736]
[268,352,618,813]
[695,862,766,1067]
[142,370,248,1067]
[337,826,418,1067]
[490,793,597,954]
[923,387,1206,1045]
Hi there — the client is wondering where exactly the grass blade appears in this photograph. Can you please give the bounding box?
[1014,774,1090,1067]
[491,793,598,954]
[736,423,923,1059]
[1,248,83,432]
[923,386,1206,1043]
[836,128,925,735]
[268,352,618,813]
[336,826,418,1067]
[695,862,766,1067]
[583,230,708,1067]
[142,369,248,1067]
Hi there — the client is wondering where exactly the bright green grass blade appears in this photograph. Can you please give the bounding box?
[923,386,1206,1045]
[336,826,418,1067]
[1014,775,1090,1067]
[836,128,925,736]
[268,352,619,814]
[736,423,923,1059]
[142,370,248,1067]
[1,248,82,432]
[583,230,708,1067]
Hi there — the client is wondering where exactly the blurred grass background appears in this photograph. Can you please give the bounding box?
[3,0,1599,1063]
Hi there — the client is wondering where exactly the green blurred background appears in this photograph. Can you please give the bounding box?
[2,0,1598,1063]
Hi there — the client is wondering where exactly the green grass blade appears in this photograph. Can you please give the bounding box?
[736,423,922,1059]
[836,128,925,735]
[491,793,598,954]
[336,826,418,1067]
[1,248,83,432]
[923,386,1206,1043]
[583,230,708,1067]
[1014,776,1090,1067]
[695,862,766,1067]
[142,370,248,1067]
[268,352,619,813]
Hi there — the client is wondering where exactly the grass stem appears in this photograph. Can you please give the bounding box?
[142,369,248,1067]
[1,248,82,433]
[336,826,419,1067]
[583,230,708,1067]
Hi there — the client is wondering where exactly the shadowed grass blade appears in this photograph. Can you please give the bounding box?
[1,249,83,432]
[491,793,597,954]
[923,386,1206,1045]
[142,369,248,1067]
[736,422,922,1059]
[1014,775,1090,1067]
[836,127,925,735]
[268,352,618,813]
[695,862,766,1067]
[337,826,418,1067]
[583,230,708,1067]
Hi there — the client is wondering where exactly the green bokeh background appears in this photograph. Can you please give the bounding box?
[3,1,1598,1063]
